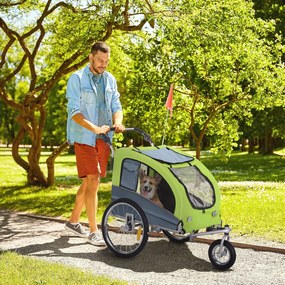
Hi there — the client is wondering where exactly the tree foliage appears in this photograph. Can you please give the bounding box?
[0,0,160,186]
[239,0,285,153]
[0,0,284,188]
[123,0,285,159]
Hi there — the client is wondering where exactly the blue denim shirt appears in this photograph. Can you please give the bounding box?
[66,64,122,146]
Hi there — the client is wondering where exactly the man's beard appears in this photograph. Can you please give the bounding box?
[92,65,105,74]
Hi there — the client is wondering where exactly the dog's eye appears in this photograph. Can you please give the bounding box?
[149,181,153,185]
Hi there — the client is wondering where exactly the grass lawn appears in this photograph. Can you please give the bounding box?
[200,150,285,182]
[0,147,284,243]
[0,147,284,284]
[0,251,129,285]
[201,150,285,242]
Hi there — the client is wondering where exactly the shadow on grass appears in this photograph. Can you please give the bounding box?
[0,183,112,218]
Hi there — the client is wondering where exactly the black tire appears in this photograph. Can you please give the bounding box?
[208,239,236,270]
[101,198,149,258]
[163,230,190,243]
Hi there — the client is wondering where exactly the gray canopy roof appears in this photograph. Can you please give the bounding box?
[139,147,194,164]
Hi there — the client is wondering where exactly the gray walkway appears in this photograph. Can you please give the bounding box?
[1,210,285,285]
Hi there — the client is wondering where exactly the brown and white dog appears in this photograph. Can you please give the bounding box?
[139,169,164,208]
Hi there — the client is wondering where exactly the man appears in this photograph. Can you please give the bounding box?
[65,41,125,246]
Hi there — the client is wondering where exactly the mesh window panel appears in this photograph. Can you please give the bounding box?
[171,166,215,209]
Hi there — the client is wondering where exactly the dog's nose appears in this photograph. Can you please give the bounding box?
[143,186,151,192]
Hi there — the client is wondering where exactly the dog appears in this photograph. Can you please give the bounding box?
[139,169,164,208]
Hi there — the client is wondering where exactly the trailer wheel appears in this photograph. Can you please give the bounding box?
[163,230,190,243]
[101,198,149,258]
[208,239,236,270]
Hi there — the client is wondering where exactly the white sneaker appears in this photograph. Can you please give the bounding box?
[88,232,106,246]
[64,221,89,237]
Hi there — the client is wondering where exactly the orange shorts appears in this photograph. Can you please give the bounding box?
[74,140,110,178]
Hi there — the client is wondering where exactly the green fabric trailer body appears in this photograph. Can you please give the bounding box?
[111,145,221,233]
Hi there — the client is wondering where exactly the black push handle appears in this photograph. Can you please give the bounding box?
[100,127,153,146]
[121,127,154,146]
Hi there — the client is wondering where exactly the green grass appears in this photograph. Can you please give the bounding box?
[200,150,285,182]
[0,147,284,243]
[0,147,284,283]
[219,181,284,242]
[0,149,112,220]
[198,150,285,242]
[0,251,129,285]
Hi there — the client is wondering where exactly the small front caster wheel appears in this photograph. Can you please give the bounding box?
[208,239,236,270]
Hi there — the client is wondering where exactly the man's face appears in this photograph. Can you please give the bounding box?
[89,50,110,74]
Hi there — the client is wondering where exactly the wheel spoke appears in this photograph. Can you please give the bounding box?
[102,199,149,258]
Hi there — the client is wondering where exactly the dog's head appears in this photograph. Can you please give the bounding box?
[139,169,162,200]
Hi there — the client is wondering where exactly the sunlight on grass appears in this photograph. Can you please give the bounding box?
[220,182,285,242]
[274,147,285,156]
[0,147,284,243]
[201,151,285,182]
[0,148,112,222]
[0,251,130,285]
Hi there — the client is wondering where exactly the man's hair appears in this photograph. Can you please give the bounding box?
[91,41,110,54]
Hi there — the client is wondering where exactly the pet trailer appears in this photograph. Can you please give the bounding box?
[101,128,236,270]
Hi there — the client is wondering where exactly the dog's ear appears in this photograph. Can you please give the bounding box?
[154,173,162,184]
[139,169,145,178]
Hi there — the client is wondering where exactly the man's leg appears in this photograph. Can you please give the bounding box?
[65,142,106,245]
[69,142,100,226]
[84,173,100,233]
[85,173,106,246]
[69,178,87,223]
[65,178,89,237]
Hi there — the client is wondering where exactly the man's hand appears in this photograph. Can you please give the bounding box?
[112,123,125,133]
[96,125,110,134]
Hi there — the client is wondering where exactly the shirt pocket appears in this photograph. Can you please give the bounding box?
[81,89,95,104]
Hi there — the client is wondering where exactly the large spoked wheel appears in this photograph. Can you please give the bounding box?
[163,230,190,243]
[101,198,149,258]
[208,239,236,270]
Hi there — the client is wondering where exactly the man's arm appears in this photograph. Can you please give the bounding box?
[112,111,125,132]
[72,113,110,134]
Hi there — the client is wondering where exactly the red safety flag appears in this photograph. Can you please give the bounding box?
[165,84,174,118]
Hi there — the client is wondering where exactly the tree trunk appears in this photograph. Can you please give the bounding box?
[195,139,202,160]
[12,128,30,172]
[258,138,264,154]
[46,141,69,186]
[241,138,247,151]
[248,138,255,153]
[264,130,273,155]
[258,130,273,155]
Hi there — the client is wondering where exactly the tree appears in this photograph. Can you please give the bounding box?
[43,78,68,149]
[122,37,189,146]
[240,107,285,154]
[124,0,285,159]
[0,0,160,186]
[252,0,285,57]
[241,0,285,153]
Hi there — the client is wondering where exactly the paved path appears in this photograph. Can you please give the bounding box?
[1,210,285,285]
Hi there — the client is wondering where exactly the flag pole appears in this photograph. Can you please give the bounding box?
[161,84,174,145]
[161,110,169,145]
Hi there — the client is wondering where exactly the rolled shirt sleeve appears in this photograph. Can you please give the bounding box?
[66,74,82,119]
